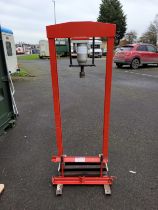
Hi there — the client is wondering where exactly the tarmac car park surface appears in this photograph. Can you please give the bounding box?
[0,58,158,210]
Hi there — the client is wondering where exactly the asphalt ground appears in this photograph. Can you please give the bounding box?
[0,58,158,210]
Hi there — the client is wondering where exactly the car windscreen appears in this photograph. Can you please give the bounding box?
[119,46,133,52]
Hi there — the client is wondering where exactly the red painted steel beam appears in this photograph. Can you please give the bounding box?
[52,176,114,185]
[71,37,90,40]
[102,38,114,159]
[47,21,116,38]
[48,38,63,156]
[51,156,108,163]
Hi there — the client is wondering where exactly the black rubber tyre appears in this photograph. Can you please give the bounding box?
[130,58,140,69]
[116,63,123,68]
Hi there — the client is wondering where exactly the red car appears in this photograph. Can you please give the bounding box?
[114,43,158,69]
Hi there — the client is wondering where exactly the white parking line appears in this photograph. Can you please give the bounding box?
[124,71,158,78]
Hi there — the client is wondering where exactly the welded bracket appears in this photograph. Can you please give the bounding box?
[104,184,111,195]
[56,184,63,195]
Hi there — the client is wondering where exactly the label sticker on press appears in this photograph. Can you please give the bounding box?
[75,157,86,162]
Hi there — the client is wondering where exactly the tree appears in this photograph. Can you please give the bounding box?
[154,14,158,32]
[139,23,157,45]
[97,0,127,43]
[126,30,137,44]
[139,14,158,45]
[154,14,158,45]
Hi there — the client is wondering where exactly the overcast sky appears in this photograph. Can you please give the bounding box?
[0,0,157,43]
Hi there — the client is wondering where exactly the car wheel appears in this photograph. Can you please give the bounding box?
[116,63,123,68]
[130,58,140,69]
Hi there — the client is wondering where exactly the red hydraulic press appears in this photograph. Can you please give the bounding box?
[46,21,116,195]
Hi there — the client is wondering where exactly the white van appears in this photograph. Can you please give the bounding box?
[39,40,49,58]
[1,26,19,74]
[88,39,103,58]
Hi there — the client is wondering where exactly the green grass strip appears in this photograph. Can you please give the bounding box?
[17,54,39,60]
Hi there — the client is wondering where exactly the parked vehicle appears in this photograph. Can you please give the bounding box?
[102,48,107,56]
[39,40,49,58]
[114,47,121,53]
[114,43,158,69]
[16,46,25,55]
[88,40,102,58]
[0,26,19,73]
[39,39,69,58]
[56,39,69,57]
[0,26,18,135]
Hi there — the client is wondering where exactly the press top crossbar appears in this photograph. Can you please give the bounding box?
[46,21,116,38]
